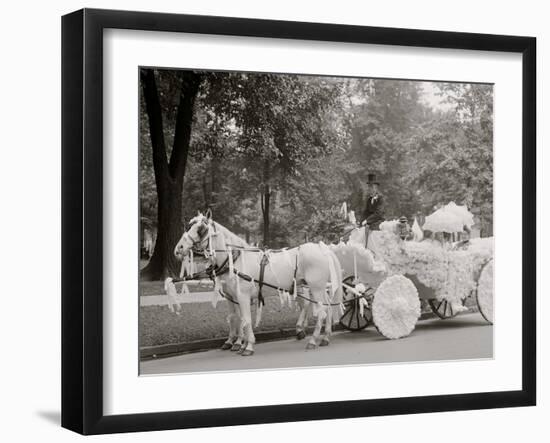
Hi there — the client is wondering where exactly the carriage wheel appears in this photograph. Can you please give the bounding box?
[339,276,373,331]
[428,299,460,319]
[476,259,494,324]
[372,275,420,339]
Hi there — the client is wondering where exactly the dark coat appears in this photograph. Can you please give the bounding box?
[363,193,385,229]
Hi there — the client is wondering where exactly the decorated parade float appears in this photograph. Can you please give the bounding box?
[331,202,494,339]
[163,202,494,350]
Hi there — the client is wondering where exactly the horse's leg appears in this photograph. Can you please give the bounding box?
[318,287,334,347]
[324,250,344,347]
[221,301,239,350]
[306,308,326,349]
[296,300,309,340]
[229,300,244,352]
[237,319,249,355]
[230,317,244,352]
[237,290,255,357]
[320,305,332,347]
[306,289,327,349]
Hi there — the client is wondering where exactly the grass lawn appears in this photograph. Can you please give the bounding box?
[139,278,480,348]
[140,296,301,347]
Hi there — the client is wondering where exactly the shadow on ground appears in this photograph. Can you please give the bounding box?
[36,410,60,426]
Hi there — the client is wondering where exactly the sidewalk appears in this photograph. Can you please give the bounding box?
[141,291,220,306]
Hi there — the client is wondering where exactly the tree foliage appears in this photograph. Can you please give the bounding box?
[140,70,494,278]
[402,83,493,234]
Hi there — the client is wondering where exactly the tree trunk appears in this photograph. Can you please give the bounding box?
[260,162,271,247]
[141,181,183,280]
[262,185,270,247]
[140,69,202,280]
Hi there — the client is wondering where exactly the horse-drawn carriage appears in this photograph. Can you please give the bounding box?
[168,203,493,356]
[332,227,493,339]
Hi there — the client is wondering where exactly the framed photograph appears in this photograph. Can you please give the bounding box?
[62,8,536,435]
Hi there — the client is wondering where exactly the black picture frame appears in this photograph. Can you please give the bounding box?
[62,8,536,435]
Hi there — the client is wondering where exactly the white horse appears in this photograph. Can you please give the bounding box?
[295,225,387,334]
[174,212,343,356]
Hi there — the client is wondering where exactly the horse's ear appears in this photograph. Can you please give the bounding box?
[205,208,212,220]
[196,210,203,216]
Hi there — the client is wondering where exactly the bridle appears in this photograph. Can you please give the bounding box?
[184,218,218,258]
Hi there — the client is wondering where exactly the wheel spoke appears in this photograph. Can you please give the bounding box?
[339,277,371,331]
[429,299,458,319]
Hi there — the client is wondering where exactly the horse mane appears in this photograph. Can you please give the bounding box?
[212,220,249,248]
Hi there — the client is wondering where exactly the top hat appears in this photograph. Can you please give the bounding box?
[367,173,379,185]
[399,216,408,223]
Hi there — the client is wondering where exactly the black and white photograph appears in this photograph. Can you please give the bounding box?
[0,0,542,439]
[138,68,494,375]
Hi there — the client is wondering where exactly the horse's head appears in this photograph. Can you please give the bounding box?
[174,211,213,261]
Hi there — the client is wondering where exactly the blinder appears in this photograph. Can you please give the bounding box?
[186,217,215,255]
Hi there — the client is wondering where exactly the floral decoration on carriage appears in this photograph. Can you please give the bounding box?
[332,201,493,339]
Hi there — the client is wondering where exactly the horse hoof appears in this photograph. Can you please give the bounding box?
[305,342,317,350]
[220,342,232,350]
[320,339,330,347]
[230,343,241,352]
[241,349,254,357]
[296,330,306,340]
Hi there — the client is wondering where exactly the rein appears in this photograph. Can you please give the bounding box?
[172,248,241,282]
[339,225,360,243]
[176,218,370,308]
[231,267,371,307]
[174,245,368,307]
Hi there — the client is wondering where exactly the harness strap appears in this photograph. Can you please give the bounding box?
[257,253,269,306]
[231,267,367,307]
[171,268,211,283]
[172,249,241,284]
[290,251,298,295]
[214,249,241,277]
[217,288,239,304]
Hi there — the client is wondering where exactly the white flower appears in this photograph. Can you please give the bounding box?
[476,259,494,323]
[368,230,493,307]
[423,201,475,233]
[372,275,420,339]
[331,228,493,312]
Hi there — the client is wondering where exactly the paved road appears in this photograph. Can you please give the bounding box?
[140,313,492,375]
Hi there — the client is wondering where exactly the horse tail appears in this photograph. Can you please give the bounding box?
[328,249,343,305]
[319,242,344,305]
[321,248,342,325]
